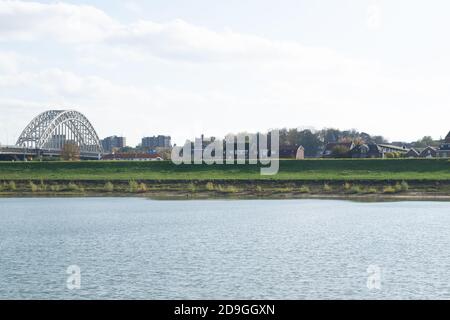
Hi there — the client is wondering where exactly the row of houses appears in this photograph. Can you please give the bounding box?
[322,131,450,159]
[100,131,450,161]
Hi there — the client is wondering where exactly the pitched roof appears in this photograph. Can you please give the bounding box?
[323,142,353,152]
[367,143,381,153]
[419,146,437,157]
[445,131,450,143]
[378,144,408,152]
[406,148,420,156]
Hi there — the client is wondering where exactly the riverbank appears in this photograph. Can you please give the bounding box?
[1,179,449,200]
[0,159,448,200]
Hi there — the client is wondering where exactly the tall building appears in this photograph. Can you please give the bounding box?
[101,136,126,153]
[46,134,66,149]
[141,135,171,149]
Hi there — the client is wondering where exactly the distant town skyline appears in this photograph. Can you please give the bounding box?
[1,0,450,146]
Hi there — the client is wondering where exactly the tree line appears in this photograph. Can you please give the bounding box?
[277,128,387,157]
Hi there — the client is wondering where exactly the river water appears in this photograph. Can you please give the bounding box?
[0,198,449,299]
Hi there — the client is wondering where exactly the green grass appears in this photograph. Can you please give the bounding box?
[0,159,448,181]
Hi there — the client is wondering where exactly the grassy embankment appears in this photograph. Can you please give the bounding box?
[0,159,449,198]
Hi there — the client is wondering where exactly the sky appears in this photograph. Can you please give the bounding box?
[0,0,449,146]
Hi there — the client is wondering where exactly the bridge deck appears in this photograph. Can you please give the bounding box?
[0,146,101,160]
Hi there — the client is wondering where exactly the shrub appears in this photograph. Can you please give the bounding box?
[383,186,397,194]
[225,185,239,193]
[67,183,84,192]
[50,185,60,192]
[394,182,403,193]
[39,180,47,191]
[277,186,294,193]
[349,185,363,194]
[128,180,138,193]
[187,183,196,193]
[400,181,409,192]
[343,182,351,191]
[367,187,378,194]
[205,182,215,191]
[67,183,77,191]
[29,181,39,192]
[8,181,16,191]
[104,182,114,192]
[323,183,332,192]
[138,183,147,193]
[299,185,310,193]
[256,185,263,193]
[1,182,8,191]
[213,185,239,193]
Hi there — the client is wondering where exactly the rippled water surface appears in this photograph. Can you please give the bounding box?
[1,198,450,299]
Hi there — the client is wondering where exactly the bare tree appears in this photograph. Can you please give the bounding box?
[61,143,80,161]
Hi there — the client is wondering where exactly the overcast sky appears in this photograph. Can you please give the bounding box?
[1,0,449,146]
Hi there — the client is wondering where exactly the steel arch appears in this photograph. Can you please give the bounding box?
[16,110,103,154]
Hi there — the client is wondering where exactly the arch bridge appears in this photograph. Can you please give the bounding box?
[11,110,103,159]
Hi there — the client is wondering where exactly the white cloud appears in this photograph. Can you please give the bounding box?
[0,51,19,72]
[0,66,219,142]
[0,0,362,66]
[122,1,143,16]
[0,0,118,42]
